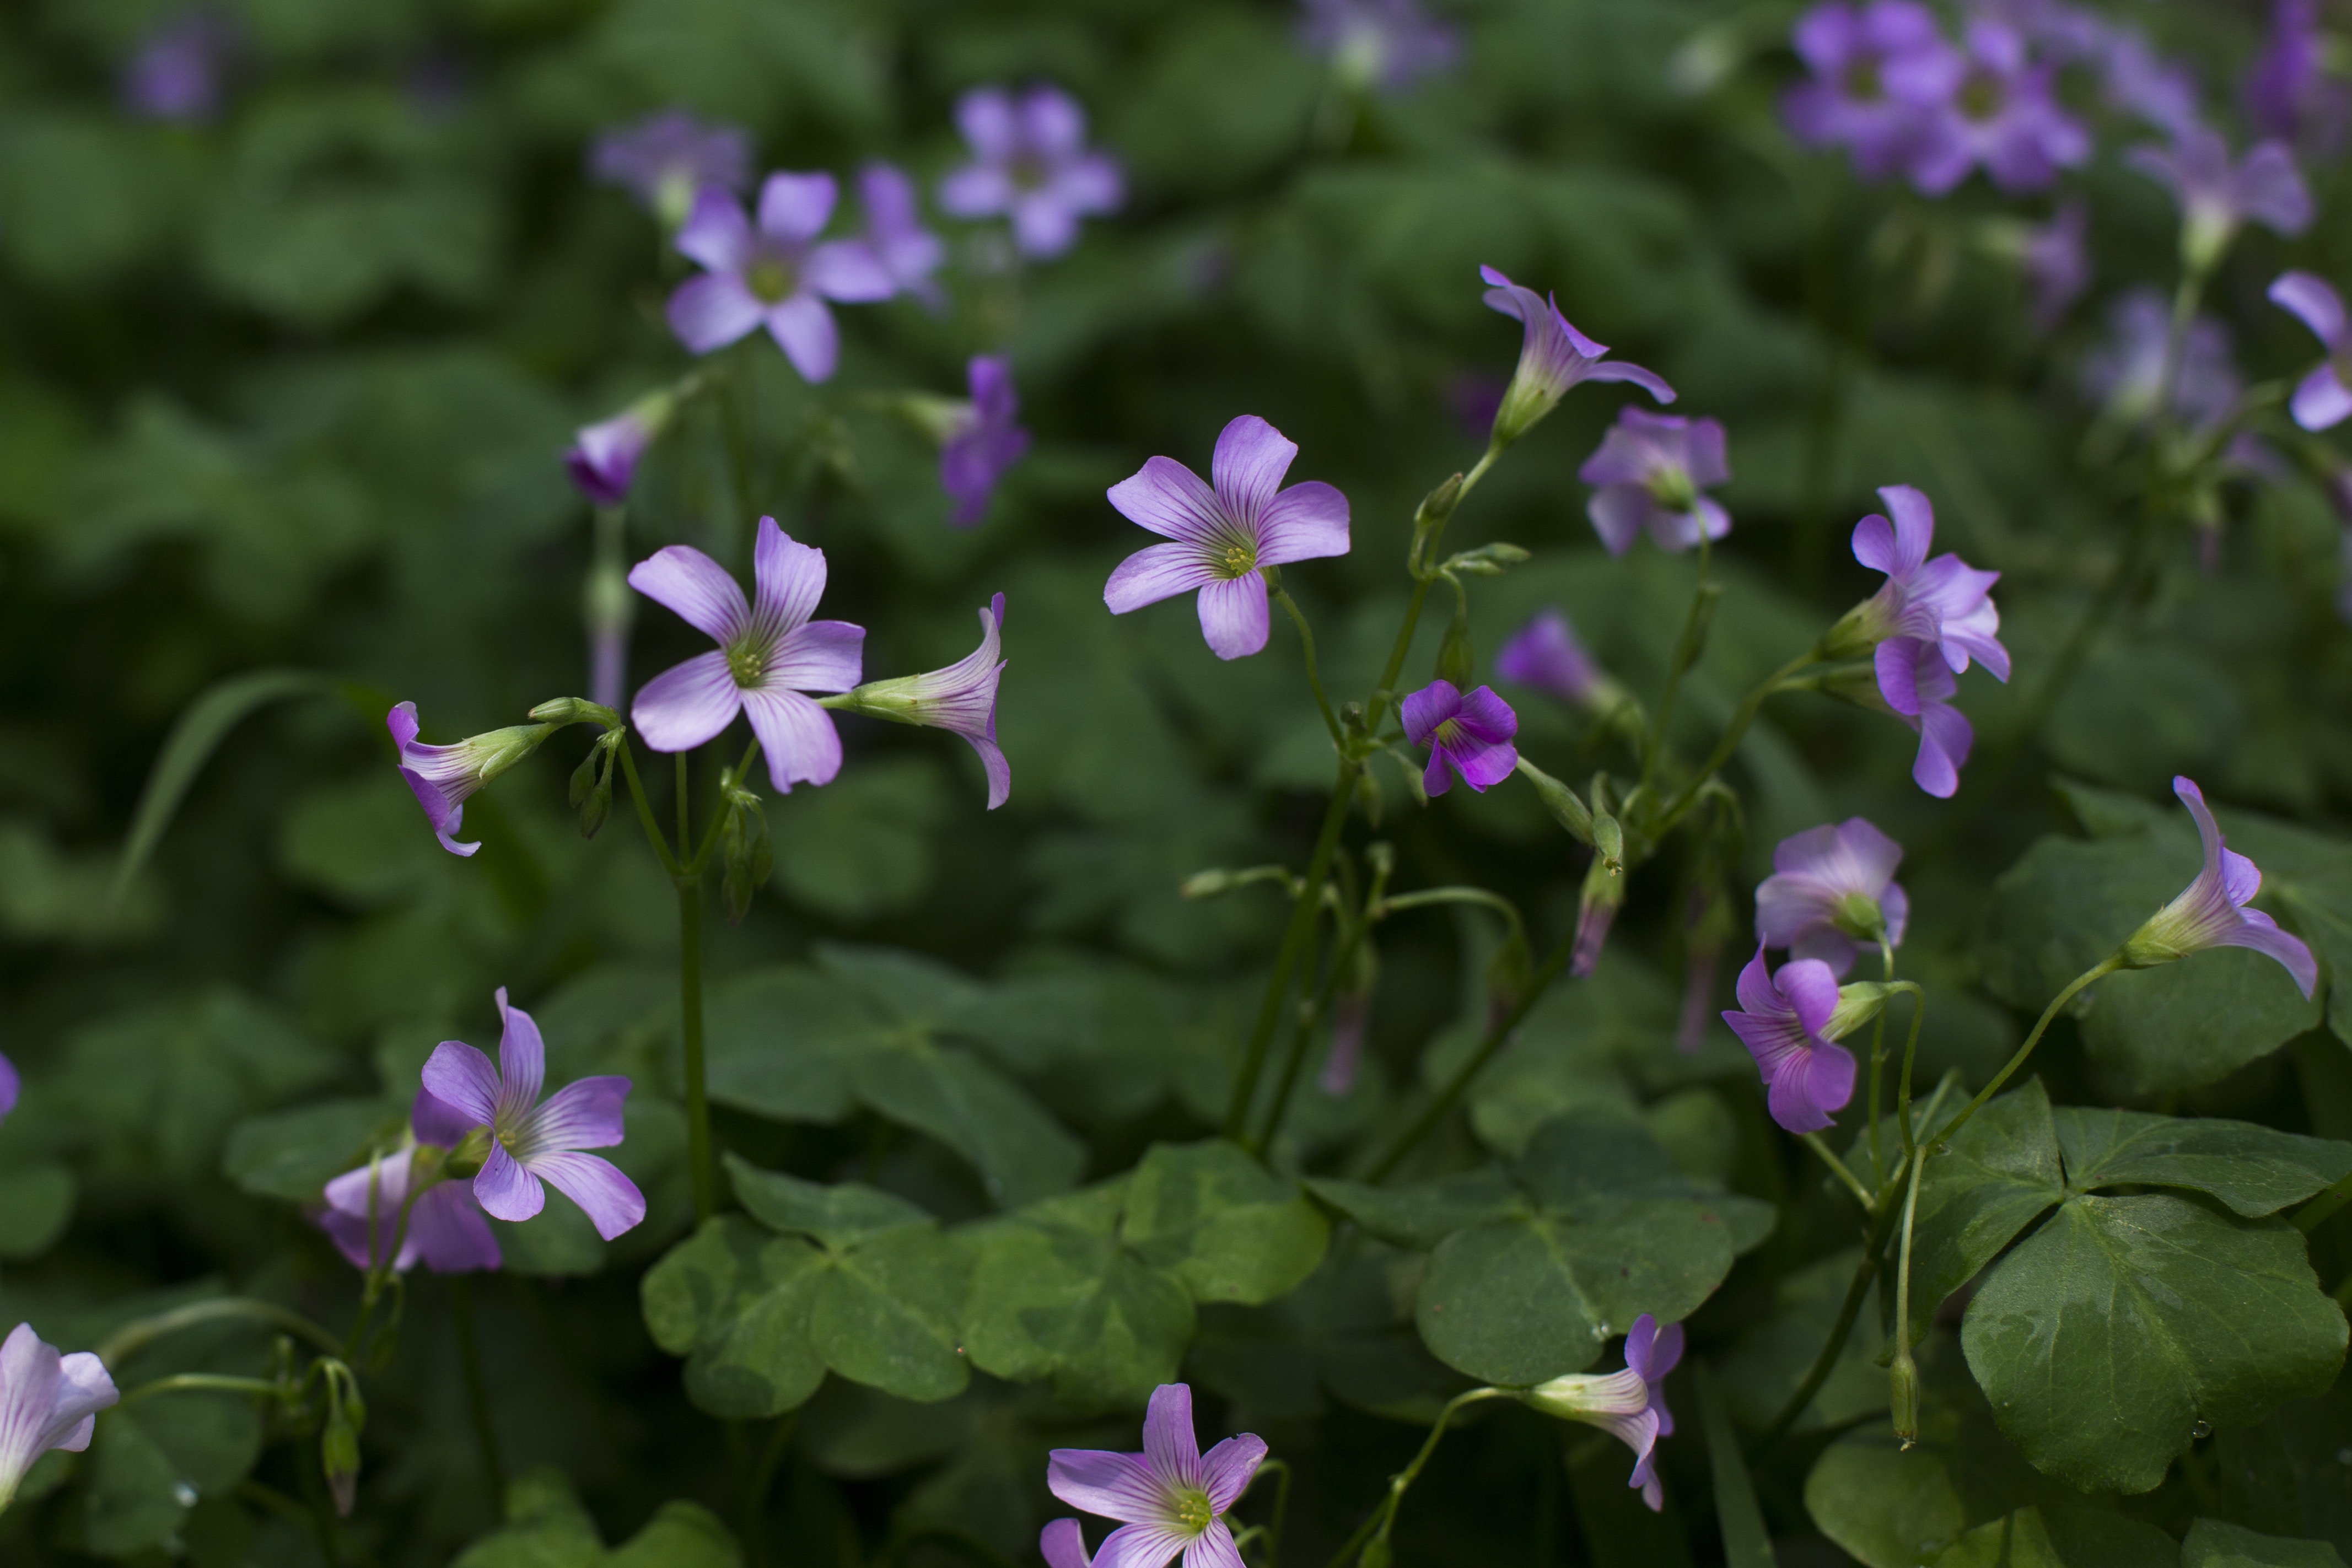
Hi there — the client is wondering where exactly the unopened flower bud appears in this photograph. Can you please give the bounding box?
[388,704,559,858]
[719,786,773,926]
[1888,1350,1920,1450]
[1573,852,1626,979]
[321,1385,365,1517]
[1515,758,1594,843]
[564,388,677,507]
[529,697,623,730]
[1435,617,1477,688]
[1823,981,1892,1042]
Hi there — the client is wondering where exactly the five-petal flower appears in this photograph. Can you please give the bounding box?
[1402,680,1520,796]
[1756,819,1910,978]
[1480,266,1673,446]
[1517,1314,1684,1512]
[1047,1383,1266,1568]
[1579,408,1731,556]
[2122,778,2319,997]
[0,1323,117,1513]
[666,174,895,381]
[1722,946,1858,1133]
[940,85,1123,260]
[942,355,1031,527]
[832,594,1011,810]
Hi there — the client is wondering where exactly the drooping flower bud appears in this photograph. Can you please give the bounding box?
[825,595,1009,809]
[1478,266,1673,450]
[1888,1350,1920,1450]
[564,389,677,508]
[1572,847,1626,979]
[2119,778,2317,996]
[718,777,773,926]
[387,703,558,858]
[320,1372,365,1517]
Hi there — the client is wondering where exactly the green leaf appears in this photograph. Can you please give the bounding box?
[806,1224,972,1403]
[849,1044,1084,1210]
[2052,1108,2352,1217]
[80,1397,264,1557]
[1962,1193,2349,1494]
[641,1216,828,1419]
[1696,1364,1778,1568]
[703,966,866,1123]
[724,1155,933,1248]
[452,1465,740,1567]
[1896,1081,2065,1343]
[1930,1507,2181,1567]
[1118,1139,1330,1305]
[1517,1110,1778,1252]
[221,1097,402,1201]
[1718,1251,1887,1435]
[1304,1171,1523,1251]
[2182,1519,2348,1568]
[773,759,947,921]
[960,1181,1195,1411]
[0,1163,76,1259]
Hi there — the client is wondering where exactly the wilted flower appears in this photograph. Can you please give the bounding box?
[1481,266,1674,447]
[421,989,645,1240]
[1831,485,2008,684]
[858,163,947,309]
[1722,947,1859,1133]
[666,175,895,382]
[2120,778,2318,996]
[1874,635,1974,798]
[590,110,752,230]
[319,1093,500,1275]
[1783,2,1951,179]
[2246,0,2349,153]
[1899,19,2087,195]
[1403,680,1519,796]
[629,517,865,792]
[828,595,1011,810]
[0,1323,117,1515]
[940,85,1124,260]
[2268,271,2352,432]
[1496,608,1618,711]
[121,10,234,123]
[2080,288,2242,431]
[942,355,1031,526]
[565,389,676,507]
[1515,1314,1684,1511]
[1047,1383,1266,1568]
[1579,408,1731,556]
[1757,819,1909,977]
[2128,126,2311,272]
[1104,414,1350,661]
[387,703,557,858]
[1299,0,1460,93]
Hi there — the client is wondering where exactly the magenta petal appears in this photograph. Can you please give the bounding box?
[633,652,745,753]
[1774,958,1842,1035]
[1199,1433,1267,1514]
[769,620,864,693]
[1209,416,1298,523]
[751,519,826,635]
[472,1142,544,1222]
[521,1075,630,1152]
[422,1042,502,1128]
[668,272,766,355]
[1042,1521,1094,1568]
[1423,748,1452,799]
[1453,685,1519,742]
[0,1051,17,1124]
[1256,482,1350,565]
[629,543,751,643]
[1108,457,1225,546]
[1048,1448,1165,1523]
[676,188,755,273]
[742,686,843,791]
[1772,1040,1856,1133]
[1196,575,1271,660]
[387,701,421,750]
[757,171,837,243]
[1401,681,1461,748]
[528,1150,646,1240]
[766,294,841,383]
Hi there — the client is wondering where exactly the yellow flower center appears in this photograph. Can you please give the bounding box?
[1169,1486,1215,1535]
[726,640,768,689]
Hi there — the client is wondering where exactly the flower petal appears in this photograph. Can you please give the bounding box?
[1108,457,1226,546]
[1453,685,1520,743]
[1199,1433,1267,1515]
[965,730,1011,810]
[1912,701,1973,798]
[751,519,826,638]
[633,652,745,753]
[757,171,837,244]
[2216,912,2321,999]
[2269,269,2348,349]
[1587,487,1650,556]
[1769,1039,1856,1133]
[1105,543,1219,614]
[1775,958,1843,1036]
[1255,482,1350,566]
[472,1142,544,1223]
[410,1183,502,1273]
[629,544,751,644]
[766,294,841,383]
[1209,416,1298,525]
[1581,358,1677,403]
[769,621,864,694]
[1042,1520,1095,1568]
[529,1150,647,1240]
[742,686,844,791]
[806,239,897,303]
[421,1042,502,1128]
[676,187,755,274]
[1094,1524,1189,1568]
[668,272,766,355]
[1011,195,1083,258]
[1181,1524,1247,1568]
[519,1075,630,1154]
[1048,1448,1165,1523]
[956,87,1020,161]
[938,164,1013,219]
[1142,1383,1204,1491]
[1401,681,1461,748]
[2291,364,2352,430]
[1196,575,1271,660]
[1876,485,1937,576]
[493,990,546,1125]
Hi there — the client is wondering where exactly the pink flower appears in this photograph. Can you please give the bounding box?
[1578,408,1731,556]
[1520,1314,1684,1511]
[0,1323,117,1512]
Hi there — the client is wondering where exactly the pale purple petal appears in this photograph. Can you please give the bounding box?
[472,1143,544,1223]
[2270,270,2348,350]
[1683,419,1730,487]
[1049,1448,1167,1524]
[1024,86,1088,158]
[768,621,865,693]
[756,172,837,244]
[742,687,844,791]
[518,1075,630,1153]
[1622,1315,1660,1378]
[765,294,841,383]
[967,730,1011,811]
[2216,912,2321,999]
[1143,1383,1204,1491]
[421,1042,502,1128]
[408,1183,502,1273]
[751,519,827,638]
[1180,1525,1247,1568]
[939,165,1014,219]
[1775,958,1842,1036]
[2238,141,2313,234]
[1768,1039,1857,1133]
[629,544,751,643]
[676,187,755,274]
[633,652,745,753]
[2292,365,2352,431]
[956,87,1021,163]
[1198,1432,1267,1515]
[1209,416,1298,525]
[0,1053,18,1124]
[494,990,546,1125]
[1878,485,1937,575]
[2222,848,2263,907]
[1443,732,1517,793]
[1197,576,1271,660]
[1580,359,1677,403]
[1423,747,1452,799]
[1095,1525,1189,1568]
[1042,1520,1095,1568]
[1012,195,1084,260]
[1108,458,1226,546]
[669,273,768,355]
[805,239,896,303]
[528,1150,647,1240]
[1052,154,1124,216]
[1256,482,1351,565]
[1912,701,1972,798]
[1105,544,1220,613]
[1588,487,1651,556]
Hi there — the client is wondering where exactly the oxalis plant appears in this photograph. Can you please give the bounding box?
[7,1,2352,1566]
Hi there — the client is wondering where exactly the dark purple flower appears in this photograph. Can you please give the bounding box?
[1782,2,1952,180]
[1898,19,2087,195]
[1402,680,1519,796]
[386,702,555,858]
[318,1097,502,1275]
[1722,947,1858,1134]
[2080,288,2242,430]
[1756,818,1909,977]
[1047,1383,1266,1568]
[1579,408,1731,556]
[939,85,1123,261]
[2017,199,2089,327]
[942,355,1031,527]
[590,110,752,228]
[564,390,675,508]
[1874,635,1973,798]
[121,10,234,124]
[0,1324,116,1513]
[859,163,946,309]
[1104,415,1350,661]
[1845,484,2008,685]
[1520,1314,1684,1511]
[0,1053,15,1126]
[667,175,895,381]
[2122,778,2318,997]
[2268,271,2352,431]
[833,595,1010,811]
[628,516,864,792]
[1496,608,1613,709]
[2128,126,2311,271]
[1298,0,1460,92]
[422,989,645,1240]
[1481,267,1674,445]
[2246,0,2349,153]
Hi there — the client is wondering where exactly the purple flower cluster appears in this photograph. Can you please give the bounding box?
[2128,125,2310,271]
[2245,0,2349,154]
[1756,818,1909,978]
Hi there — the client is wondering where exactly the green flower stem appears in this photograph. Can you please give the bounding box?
[449,1277,505,1505]
[1323,1388,1508,1568]
[1271,583,1343,747]
[742,1410,798,1568]
[1892,1139,1929,1364]
[96,1297,343,1369]
[676,752,691,853]
[1365,444,1500,736]
[2151,262,2213,441]
[1866,937,1894,1186]
[2291,1169,2352,1234]
[116,1373,286,1408]
[1248,1458,1293,1568]
[1251,912,1367,1156]
[1891,980,1927,1159]
[1927,953,2123,1152]
[1802,1132,1875,1210]
[685,737,764,878]
[679,873,716,1222]
[613,738,681,878]
[1653,651,1820,833]
[1228,762,1359,1143]
[1639,534,1712,793]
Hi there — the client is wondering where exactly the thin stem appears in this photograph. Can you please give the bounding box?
[1271,584,1343,747]
[97,1297,342,1368]
[680,876,717,1222]
[615,739,681,877]
[1893,980,1927,1159]
[686,737,764,878]
[1251,914,1369,1156]
[1892,1140,1928,1361]
[744,1411,798,1568]
[676,751,691,851]
[1640,535,1711,791]
[2150,264,2210,439]
[1226,766,1357,1143]
[1866,936,1893,1187]
[1654,651,1820,831]
[1365,446,1500,735]
[2292,1169,2352,1234]
[1928,953,2123,1151]
[1323,1388,1506,1568]
[449,1276,506,1504]
[117,1373,284,1407]
[1803,1132,1875,1210]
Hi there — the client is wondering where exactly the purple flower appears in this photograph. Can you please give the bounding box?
[318,1093,502,1275]
[386,702,556,858]
[2122,778,2319,998]
[858,163,947,309]
[1756,819,1909,978]
[2080,288,2242,430]
[1571,877,1623,980]
[1722,947,1858,1134]
[628,517,864,793]
[1402,681,1519,796]
[2246,0,2349,153]
[565,389,676,508]
[1041,1520,1094,1568]
[2017,199,2089,328]
[1579,408,1731,556]
[1047,1383,1266,1568]
[1496,608,1612,709]
[0,1053,14,1125]
[1845,484,2009,685]
[943,355,1031,526]
[940,85,1123,261]
[833,595,1011,810]
[1298,0,1460,92]
[2128,127,2311,271]
[590,110,752,229]
[1480,266,1673,446]
[1875,635,1973,798]
[1898,20,2087,195]
[1519,1314,1684,1512]
[1782,2,1952,180]
[2268,271,2352,431]
[0,1323,117,1513]
[666,175,895,382]
[2087,25,2203,138]
[1103,415,1350,661]
[121,10,234,124]
[421,989,646,1240]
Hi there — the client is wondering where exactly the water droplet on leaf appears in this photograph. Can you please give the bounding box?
[2189,1420,2213,1440]
[172,1481,198,1506]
